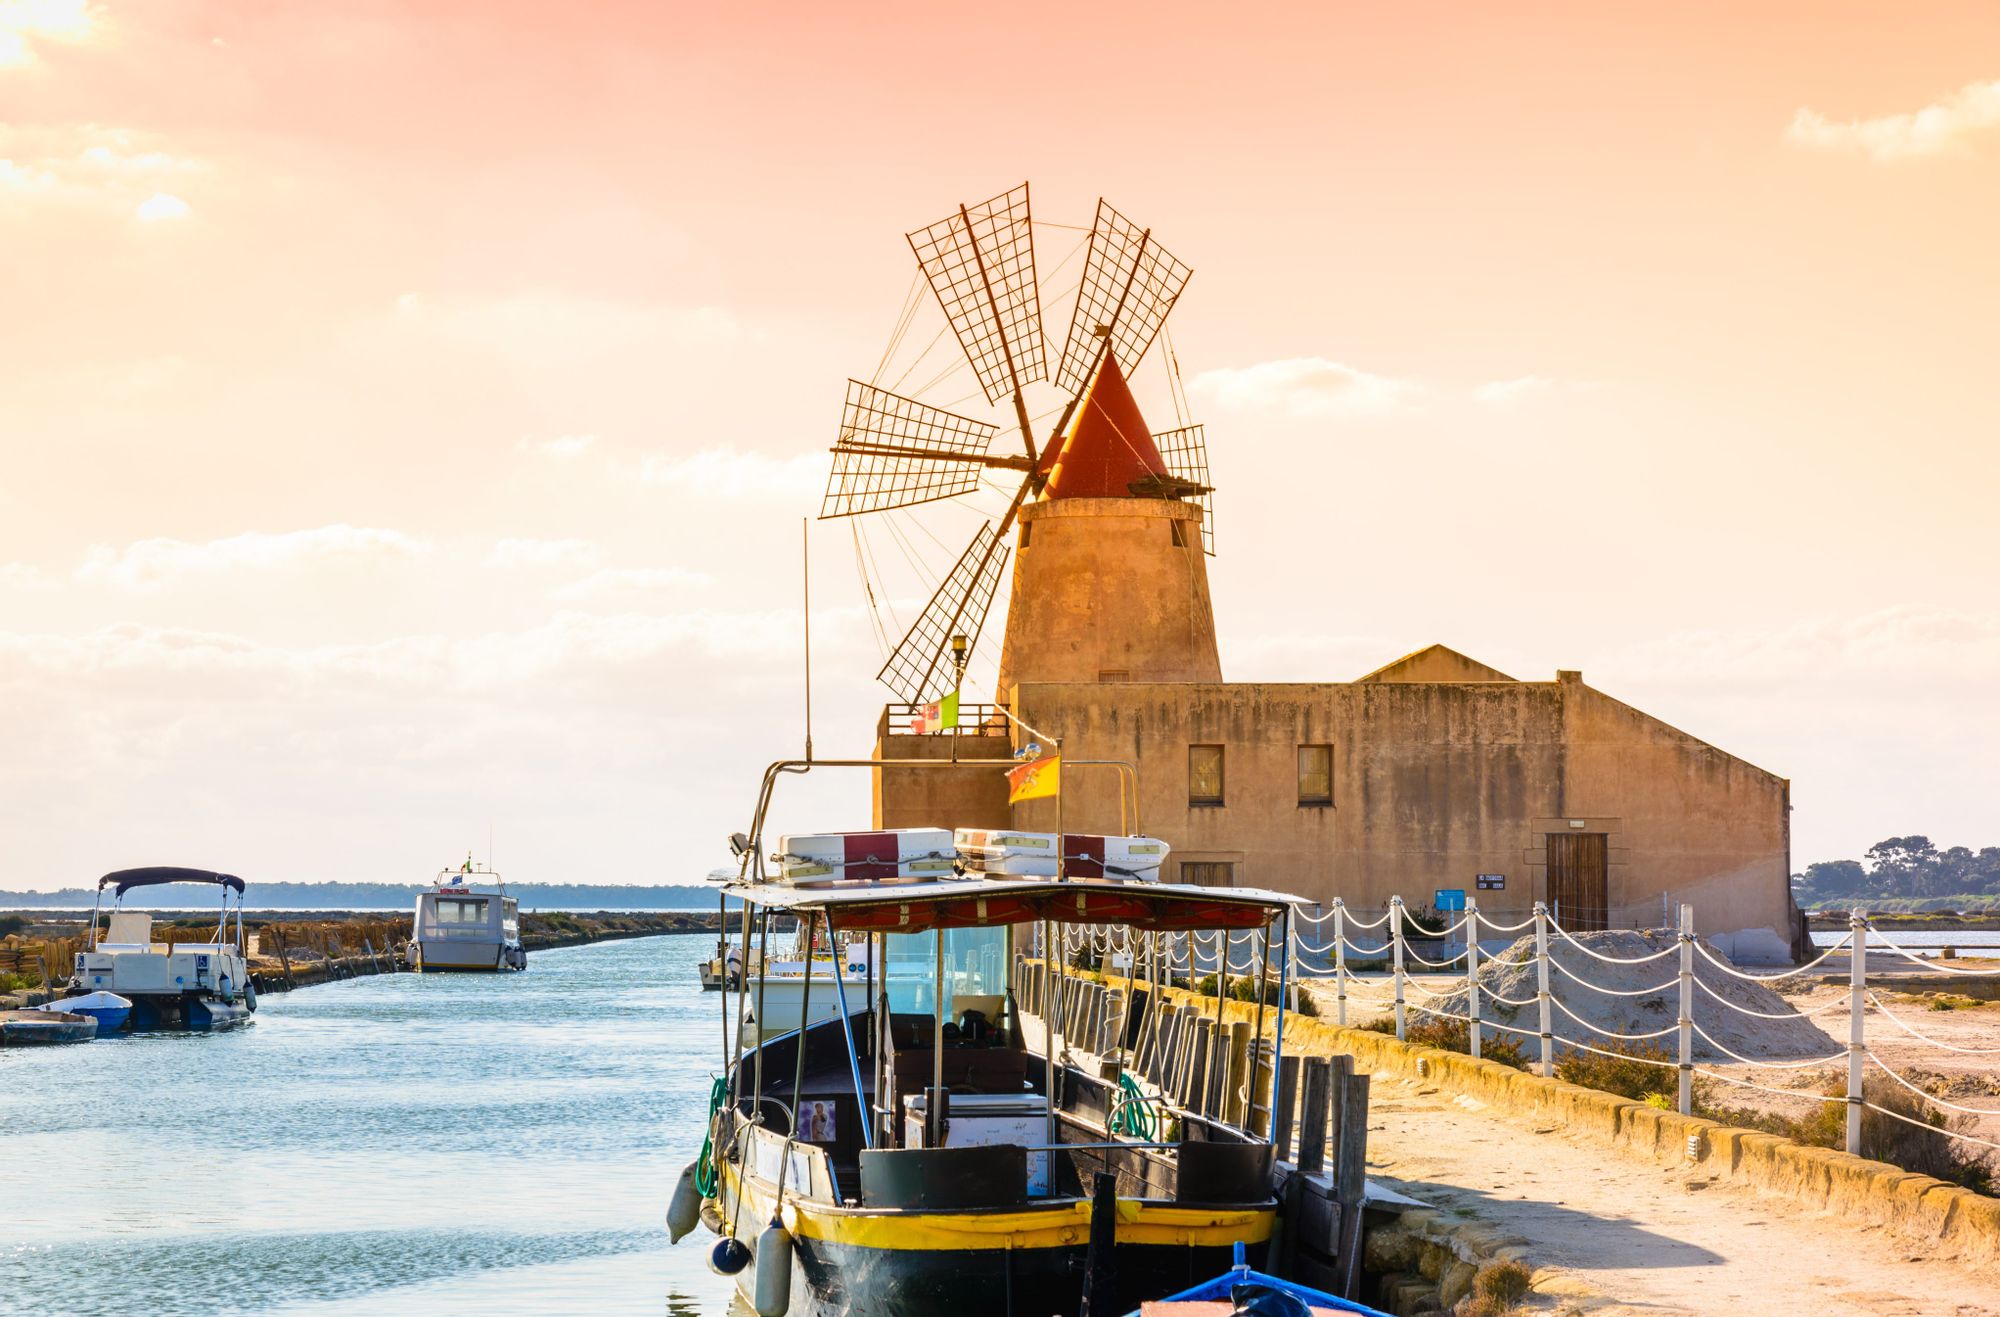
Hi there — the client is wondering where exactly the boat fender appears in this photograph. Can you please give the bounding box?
[666,1161,703,1243]
[245,979,258,1013]
[753,1217,792,1316]
[709,1235,752,1276]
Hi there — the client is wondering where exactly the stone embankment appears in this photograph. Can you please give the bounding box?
[0,910,721,1003]
[249,909,721,992]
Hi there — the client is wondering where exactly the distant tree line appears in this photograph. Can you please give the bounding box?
[0,880,724,910]
[1793,836,2000,907]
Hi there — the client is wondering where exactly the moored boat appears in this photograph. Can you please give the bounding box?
[68,867,256,1032]
[668,760,1322,1317]
[407,862,525,973]
[1130,1242,1391,1316]
[35,991,133,1036]
[1,1009,98,1045]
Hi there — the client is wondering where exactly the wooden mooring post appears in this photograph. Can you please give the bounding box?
[1278,1053,1371,1298]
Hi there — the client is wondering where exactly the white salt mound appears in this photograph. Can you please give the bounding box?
[1424,929,1841,1063]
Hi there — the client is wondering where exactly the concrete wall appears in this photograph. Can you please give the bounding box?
[871,708,1013,832]
[1007,672,1794,959]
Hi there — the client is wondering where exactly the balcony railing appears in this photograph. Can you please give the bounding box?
[883,702,1011,737]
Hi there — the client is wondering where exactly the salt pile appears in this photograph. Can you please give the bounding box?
[1424,928,1841,1062]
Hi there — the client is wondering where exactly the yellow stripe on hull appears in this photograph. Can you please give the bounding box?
[720,1160,1273,1253]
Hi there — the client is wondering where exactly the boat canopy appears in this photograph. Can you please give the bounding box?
[721,876,1304,934]
[99,867,246,898]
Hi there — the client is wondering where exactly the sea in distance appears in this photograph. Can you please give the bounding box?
[0,934,739,1316]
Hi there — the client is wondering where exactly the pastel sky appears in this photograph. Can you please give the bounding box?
[3,1,1996,890]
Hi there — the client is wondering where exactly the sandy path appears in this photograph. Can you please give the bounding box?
[1366,1075,2000,1316]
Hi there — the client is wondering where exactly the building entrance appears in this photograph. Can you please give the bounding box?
[1547,832,1609,930]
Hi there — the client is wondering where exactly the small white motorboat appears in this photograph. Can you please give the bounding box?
[70,867,256,1032]
[36,991,133,1036]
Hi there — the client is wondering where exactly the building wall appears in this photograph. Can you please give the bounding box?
[1006,673,1795,961]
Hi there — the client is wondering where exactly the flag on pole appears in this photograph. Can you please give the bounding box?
[911,689,960,734]
[1006,754,1060,804]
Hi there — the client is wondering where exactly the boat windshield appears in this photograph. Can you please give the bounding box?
[880,926,1006,1019]
[432,897,491,924]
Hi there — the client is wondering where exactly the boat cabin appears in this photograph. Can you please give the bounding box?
[409,868,525,972]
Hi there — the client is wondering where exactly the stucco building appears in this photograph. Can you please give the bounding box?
[873,363,1804,963]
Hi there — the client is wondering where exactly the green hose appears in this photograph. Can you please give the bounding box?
[694,1074,728,1197]
[1109,1071,1155,1140]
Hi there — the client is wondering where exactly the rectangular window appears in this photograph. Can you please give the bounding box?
[1170,521,1188,548]
[1188,744,1225,806]
[1097,669,1129,683]
[1182,861,1236,888]
[1297,744,1333,805]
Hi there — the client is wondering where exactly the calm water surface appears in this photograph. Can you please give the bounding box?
[1,935,740,1315]
[1811,929,2000,958]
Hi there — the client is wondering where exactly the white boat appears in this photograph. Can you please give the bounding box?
[735,923,875,1043]
[69,867,256,1032]
[407,864,525,973]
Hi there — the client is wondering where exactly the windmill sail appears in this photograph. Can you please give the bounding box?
[876,522,1009,704]
[820,381,1004,518]
[907,183,1046,409]
[1153,423,1215,555]
[1055,200,1193,395]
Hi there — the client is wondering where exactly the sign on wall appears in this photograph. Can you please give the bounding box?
[1476,873,1506,891]
[1434,888,1466,912]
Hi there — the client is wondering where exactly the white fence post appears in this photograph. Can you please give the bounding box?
[1333,898,1348,1028]
[1391,895,1407,1041]
[1847,907,1867,1156]
[1677,902,1694,1117]
[1466,895,1482,1060]
[1534,900,1553,1078]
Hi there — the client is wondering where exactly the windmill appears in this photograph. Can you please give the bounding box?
[819,184,1213,706]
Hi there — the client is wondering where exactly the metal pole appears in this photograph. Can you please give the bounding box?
[932,927,947,1144]
[1677,902,1694,1117]
[1466,896,1482,1060]
[830,924,871,1149]
[1333,899,1347,1028]
[1044,919,1059,1148]
[1390,896,1407,1042]
[1534,901,1553,1078]
[1054,743,1065,881]
[801,518,813,762]
[1847,907,1867,1155]
[1271,908,1290,1145]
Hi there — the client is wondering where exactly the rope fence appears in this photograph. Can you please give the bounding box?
[1153,896,1999,1164]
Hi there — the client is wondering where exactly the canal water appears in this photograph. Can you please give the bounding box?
[0,934,739,1315]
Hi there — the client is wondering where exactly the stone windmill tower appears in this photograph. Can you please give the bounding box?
[817,184,1221,730]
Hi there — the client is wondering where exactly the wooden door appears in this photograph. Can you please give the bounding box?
[1546,833,1608,931]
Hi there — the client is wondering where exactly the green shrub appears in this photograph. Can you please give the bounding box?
[1554,1043,1679,1104]
[1359,1014,1529,1070]
[1473,1258,1533,1305]
[0,914,27,938]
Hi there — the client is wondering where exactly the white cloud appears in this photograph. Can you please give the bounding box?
[487,537,600,569]
[634,446,823,498]
[1189,357,1419,419]
[1471,375,1556,407]
[553,566,713,599]
[1786,79,2000,161]
[403,295,748,366]
[135,191,191,222]
[517,434,597,458]
[0,157,57,190]
[0,0,94,68]
[75,525,424,589]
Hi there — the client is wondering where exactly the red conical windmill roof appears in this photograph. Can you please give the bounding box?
[1041,352,1169,499]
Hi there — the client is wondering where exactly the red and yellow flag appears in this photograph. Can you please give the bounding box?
[1006,754,1060,804]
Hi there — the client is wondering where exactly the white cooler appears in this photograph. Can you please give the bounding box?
[776,829,956,884]
[954,829,1169,881]
[902,1092,1053,1195]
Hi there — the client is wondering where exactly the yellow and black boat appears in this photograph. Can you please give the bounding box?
[666,775,1306,1316]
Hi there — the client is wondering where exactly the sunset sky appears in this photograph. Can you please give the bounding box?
[3,1,1996,889]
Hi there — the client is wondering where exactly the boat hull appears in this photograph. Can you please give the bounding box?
[717,1161,1273,1317]
[412,941,526,972]
[125,992,253,1033]
[1,1011,98,1045]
